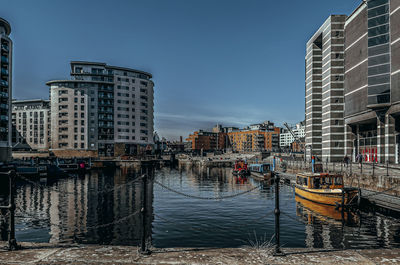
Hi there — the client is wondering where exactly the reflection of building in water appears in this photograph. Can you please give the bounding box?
[14,168,153,245]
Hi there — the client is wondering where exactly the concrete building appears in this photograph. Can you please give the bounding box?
[280,122,306,148]
[344,0,400,163]
[47,61,154,157]
[11,99,50,150]
[305,15,346,162]
[0,18,12,161]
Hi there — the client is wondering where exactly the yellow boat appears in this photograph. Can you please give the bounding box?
[295,196,359,225]
[295,173,358,207]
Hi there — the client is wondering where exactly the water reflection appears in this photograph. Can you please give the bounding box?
[12,168,153,245]
[1,166,400,249]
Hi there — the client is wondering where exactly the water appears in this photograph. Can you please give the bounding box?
[2,166,400,248]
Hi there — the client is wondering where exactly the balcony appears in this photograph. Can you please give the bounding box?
[1,45,9,52]
[0,80,8,87]
[1,56,8,64]
[1,68,8,76]
[0,92,8,98]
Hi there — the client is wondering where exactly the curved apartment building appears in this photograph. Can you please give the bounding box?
[47,61,154,157]
[0,18,12,161]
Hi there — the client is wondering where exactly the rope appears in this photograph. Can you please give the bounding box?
[154,180,262,200]
[16,174,143,196]
[15,204,141,231]
[154,208,276,233]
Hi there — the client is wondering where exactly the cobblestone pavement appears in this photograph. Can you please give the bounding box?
[1,243,400,264]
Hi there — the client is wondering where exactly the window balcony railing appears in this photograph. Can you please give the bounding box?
[1,45,9,52]
[1,68,8,76]
[1,56,8,64]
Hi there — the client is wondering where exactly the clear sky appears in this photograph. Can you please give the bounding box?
[1,0,362,140]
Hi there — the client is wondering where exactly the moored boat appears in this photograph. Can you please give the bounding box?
[248,163,272,181]
[232,159,250,176]
[295,172,358,207]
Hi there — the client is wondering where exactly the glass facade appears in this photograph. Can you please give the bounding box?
[367,0,390,106]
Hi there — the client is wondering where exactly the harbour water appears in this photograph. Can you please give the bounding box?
[4,166,400,249]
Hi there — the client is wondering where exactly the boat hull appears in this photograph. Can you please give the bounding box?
[295,185,358,206]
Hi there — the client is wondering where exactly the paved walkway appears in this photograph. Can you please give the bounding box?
[1,243,400,264]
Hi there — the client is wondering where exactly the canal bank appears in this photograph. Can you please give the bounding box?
[0,242,399,264]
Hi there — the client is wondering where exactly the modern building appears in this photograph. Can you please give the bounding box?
[11,99,50,150]
[305,15,346,162]
[280,122,306,148]
[344,0,400,163]
[47,61,154,157]
[0,18,12,161]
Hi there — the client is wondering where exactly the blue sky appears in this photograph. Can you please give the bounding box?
[1,0,362,140]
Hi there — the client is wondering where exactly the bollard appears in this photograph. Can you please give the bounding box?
[273,172,284,256]
[140,170,150,255]
[350,161,352,175]
[272,156,276,172]
[372,160,375,177]
[386,160,389,175]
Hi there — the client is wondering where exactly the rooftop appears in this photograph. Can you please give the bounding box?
[0,17,11,35]
[70,61,152,78]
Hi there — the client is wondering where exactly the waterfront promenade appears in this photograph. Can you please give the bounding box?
[1,242,399,264]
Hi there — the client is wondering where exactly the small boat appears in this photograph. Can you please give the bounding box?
[232,159,250,176]
[295,173,358,207]
[249,163,272,181]
[295,196,359,225]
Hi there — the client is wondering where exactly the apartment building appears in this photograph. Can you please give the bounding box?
[47,61,154,157]
[305,15,346,162]
[227,129,279,152]
[344,0,400,163]
[186,130,227,152]
[11,99,50,150]
[0,18,12,161]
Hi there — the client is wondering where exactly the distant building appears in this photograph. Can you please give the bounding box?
[227,128,279,152]
[11,99,50,151]
[0,18,12,161]
[186,130,227,152]
[280,122,305,148]
[47,61,154,157]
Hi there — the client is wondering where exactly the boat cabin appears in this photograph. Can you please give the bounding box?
[249,163,270,173]
[296,173,344,190]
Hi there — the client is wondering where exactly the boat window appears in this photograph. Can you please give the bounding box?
[313,177,320,189]
[297,177,308,186]
[263,165,269,171]
[334,177,343,185]
[325,177,332,185]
